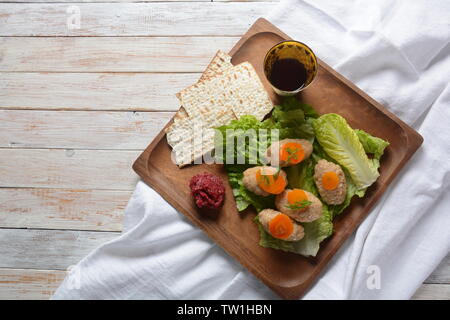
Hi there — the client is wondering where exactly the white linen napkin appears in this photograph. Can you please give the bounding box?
[53,0,450,299]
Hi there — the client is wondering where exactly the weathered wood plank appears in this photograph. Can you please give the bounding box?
[0,268,66,300]
[424,255,450,284]
[0,73,199,110]
[0,37,238,72]
[0,3,274,36]
[412,284,450,300]
[0,149,141,189]
[0,110,172,148]
[0,229,119,270]
[0,188,130,231]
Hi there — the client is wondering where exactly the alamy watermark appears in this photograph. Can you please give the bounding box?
[170,125,280,166]
[66,6,81,30]
[366,265,381,290]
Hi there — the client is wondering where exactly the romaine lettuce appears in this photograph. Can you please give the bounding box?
[254,111,389,256]
[215,115,274,166]
[271,96,316,141]
[355,129,390,169]
[219,99,389,257]
[312,114,380,189]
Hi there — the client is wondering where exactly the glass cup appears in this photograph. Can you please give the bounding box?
[263,40,318,96]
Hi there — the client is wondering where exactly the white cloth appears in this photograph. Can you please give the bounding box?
[53,0,450,300]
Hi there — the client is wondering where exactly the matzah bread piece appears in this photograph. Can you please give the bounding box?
[169,50,233,130]
[199,50,233,81]
[166,51,235,167]
[166,51,274,167]
[166,112,232,167]
[178,62,273,121]
[175,50,233,100]
[173,107,188,123]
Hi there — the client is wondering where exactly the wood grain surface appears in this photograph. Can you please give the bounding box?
[0,229,119,269]
[0,110,172,148]
[0,37,238,72]
[0,0,447,300]
[0,269,67,300]
[0,72,198,111]
[0,188,129,231]
[0,3,274,36]
[0,149,141,189]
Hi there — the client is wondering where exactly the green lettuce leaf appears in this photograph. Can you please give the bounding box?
[215,115,275,165]
[310,129,388,217]
[220,99,389,257]
[312,114,380,189]
[215,115,277,212]
[323,128,388,217]
[256,110,389,255]
[354,129,390,169]
[311,128,388,217]
[284,158,318,194]
[272,97,315,141]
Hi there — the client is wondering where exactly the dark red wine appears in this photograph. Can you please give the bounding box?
[269,58,307,91]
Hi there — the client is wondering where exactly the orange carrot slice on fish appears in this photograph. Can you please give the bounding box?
[269,213,294,240]
[322,171,339,190]
[286,189,311,211]
[256,168,286,194]
[279,142,305,165]
[287,189,308,204]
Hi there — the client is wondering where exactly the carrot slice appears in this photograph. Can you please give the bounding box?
[287,189,308,205]
[286,189,311,211]
[279,142,305,165]
[269,213,294,240]
[256,168,286,194]
[322,171,339,190]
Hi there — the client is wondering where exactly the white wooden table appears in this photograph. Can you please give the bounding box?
[0,0,448,300]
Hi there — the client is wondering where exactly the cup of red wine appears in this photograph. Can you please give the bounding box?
[264,40,318,96]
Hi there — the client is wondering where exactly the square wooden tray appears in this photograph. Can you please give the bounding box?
[133,18,423,299]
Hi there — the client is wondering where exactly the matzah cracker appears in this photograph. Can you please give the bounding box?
[173,107,189,123]
[175,50,233,100]
[199,50,233,81]
[166,51,235,167]
[166,52,274,167]
[170,50,232,128]
[178,62,273,121]
[166,107,234,167]
[166,116,195,167]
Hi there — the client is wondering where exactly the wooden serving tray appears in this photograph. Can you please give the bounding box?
[133,18,423,299]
